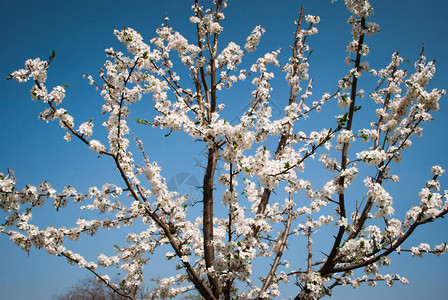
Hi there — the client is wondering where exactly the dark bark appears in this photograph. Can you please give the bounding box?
[202,144,222,297]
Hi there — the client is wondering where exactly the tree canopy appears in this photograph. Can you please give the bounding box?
[1,0,447,299]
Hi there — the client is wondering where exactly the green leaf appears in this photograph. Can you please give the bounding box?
[337,112,349,128]
[136,119,151,125]
[49,50,56,62]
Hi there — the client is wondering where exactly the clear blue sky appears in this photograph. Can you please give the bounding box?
[1,0,447,299]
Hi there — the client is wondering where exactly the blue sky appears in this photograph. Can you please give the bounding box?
[1,0,447,299]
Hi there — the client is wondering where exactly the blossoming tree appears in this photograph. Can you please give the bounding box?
[2,0,447,299]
